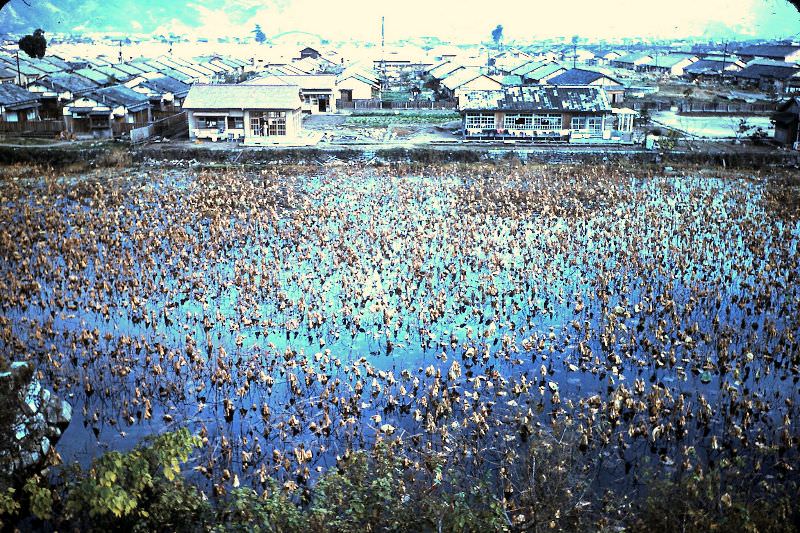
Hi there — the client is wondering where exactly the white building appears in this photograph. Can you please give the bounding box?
[183,84,303,144]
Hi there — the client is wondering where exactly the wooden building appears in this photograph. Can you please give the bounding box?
[248,74,337,113]
[0,83,40,123]
[639,54,699,76]
[132,75,191,115]
[440,69,503,101]
[458,86,634,143]
[62,85,151,138]
[336,70,381,102]
[182,84,302,144]
[733,61,800,94]
[299,47,321,60]
[736,44,800,64]
[546,68,625,104]
[772,97,800,148]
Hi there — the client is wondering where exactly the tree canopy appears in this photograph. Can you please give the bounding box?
[252,24,266,44]
[491,24,503,46]
[19,28,46,59]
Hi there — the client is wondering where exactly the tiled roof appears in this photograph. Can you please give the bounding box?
[0,83,39,105]
[45,72,100,94]
[74,68,112,85]
[138,75,191,97]
[460,86,610,112]
[648,54,697,68]
[93,65,135,82]
[614,53,652,64]
[736,44,800,59]
[734,62,800,80]
[429,62,464,79]
[183,84,302,110]
[442,69,493,91]
[41,56,72,70]
[500,75,523,86]
[510,60,549,76]
[522,63,566,81]
[547,68,621,86]
[684,59,742,74]
[249,74,336,90]
[91,84,151,110]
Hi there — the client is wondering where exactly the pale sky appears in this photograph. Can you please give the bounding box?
[1,0,798,42]
[164,0,800,42]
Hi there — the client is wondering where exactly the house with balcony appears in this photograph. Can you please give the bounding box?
[62,84,151,138]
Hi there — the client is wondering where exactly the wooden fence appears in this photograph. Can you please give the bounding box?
[630,101,776,114]
[337,99,456,110]
[111,121,149,136]
[129,112,188,144]
[0,120,64,137]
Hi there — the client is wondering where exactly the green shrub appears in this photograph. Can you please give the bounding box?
[632,466,799,533]
[62,427,208,531]
[214,484,306,533]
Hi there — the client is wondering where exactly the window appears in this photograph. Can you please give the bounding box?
[586,116,603,132]
[504,113,533,129]
[465,112,495,129]
[227,116,244,129]
[251,111,287,136]
[532,114,562,130]
[571,116,603,133]
[250,117,262,136]
[197,115,225,129]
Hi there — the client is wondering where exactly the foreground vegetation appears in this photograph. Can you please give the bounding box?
[1,424,797,532]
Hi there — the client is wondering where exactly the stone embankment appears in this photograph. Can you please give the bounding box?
[0,362,71,476]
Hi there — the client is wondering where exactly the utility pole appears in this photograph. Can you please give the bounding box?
[118,40,123,63]
[15,50,21,86]
[380,16,387,91]
[720,42,728,82]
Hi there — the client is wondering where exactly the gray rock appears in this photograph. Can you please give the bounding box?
[1,360,72,477]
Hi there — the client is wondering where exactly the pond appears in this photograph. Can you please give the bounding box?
[1,163,798,493]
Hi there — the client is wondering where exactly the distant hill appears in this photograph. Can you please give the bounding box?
[0,0,264,37]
